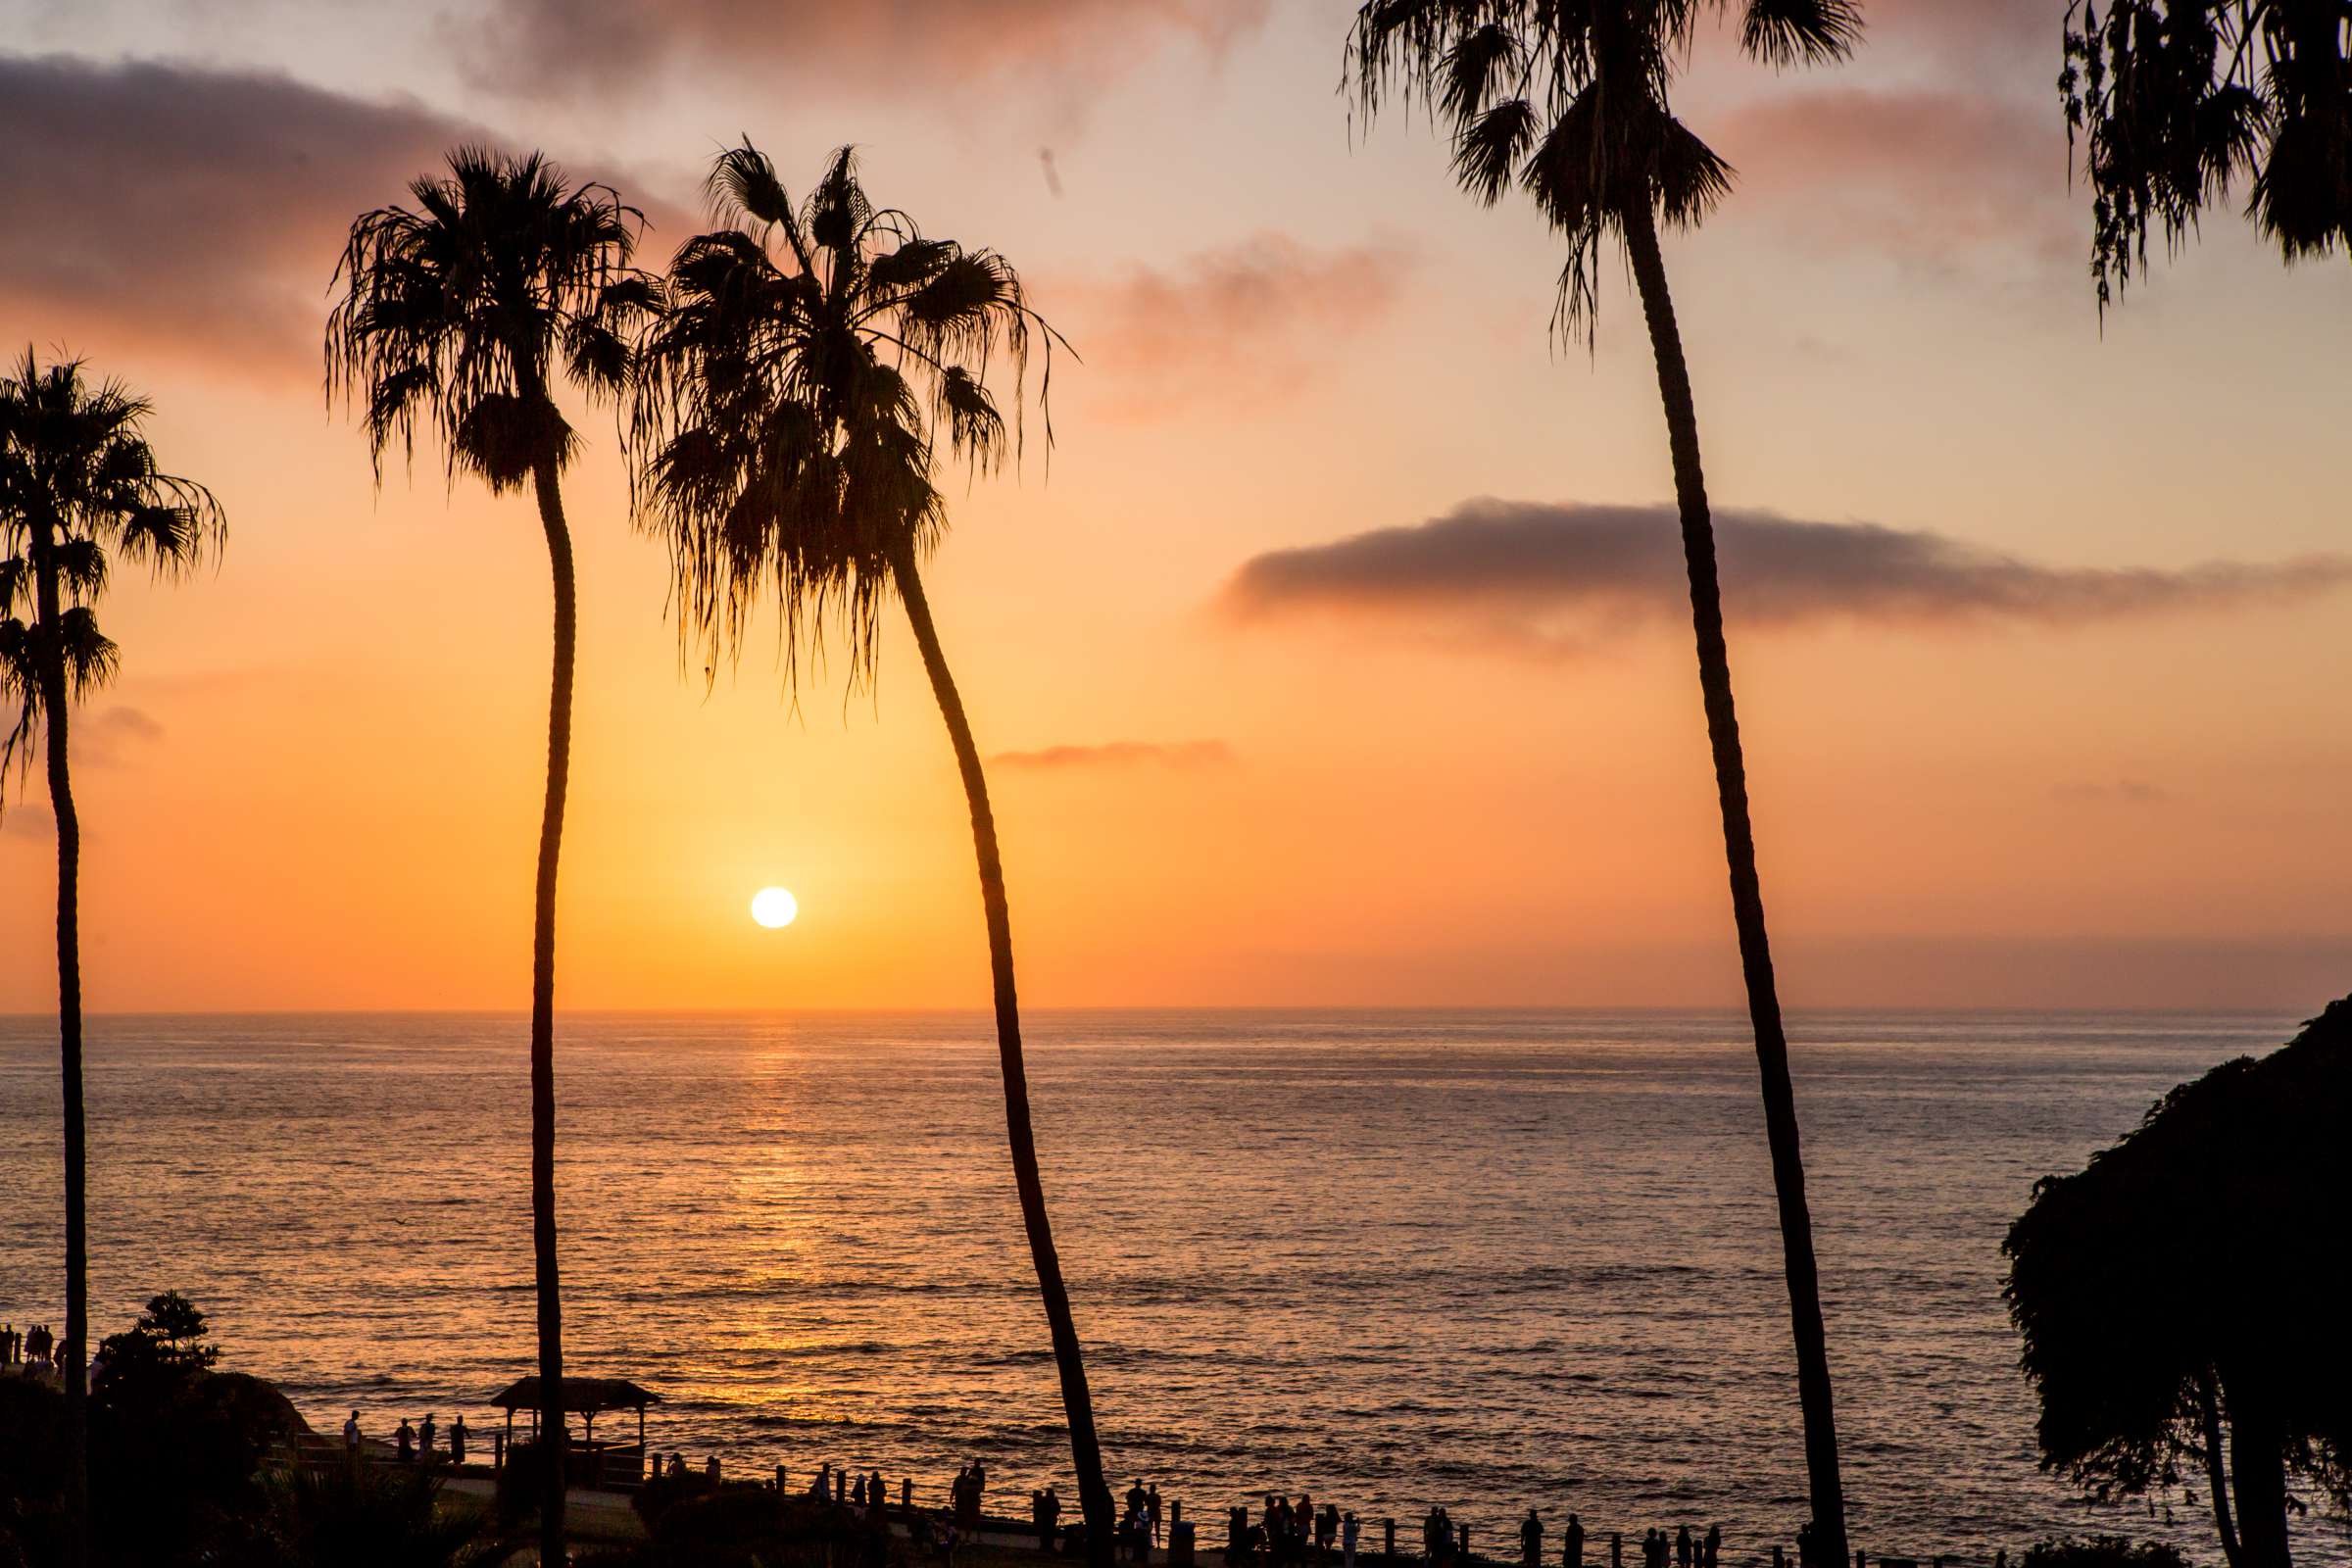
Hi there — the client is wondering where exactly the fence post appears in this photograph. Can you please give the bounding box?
[1385,1519,1396,1562]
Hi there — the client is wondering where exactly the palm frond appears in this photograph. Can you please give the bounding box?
[1740,0,1862,69]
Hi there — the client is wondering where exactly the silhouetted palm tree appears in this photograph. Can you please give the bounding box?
[0,348,224,1568]
[2061,1,2350,311]
[1349,4,1861,1558]
[326,147,654,1568]
[631,143,1113,1565]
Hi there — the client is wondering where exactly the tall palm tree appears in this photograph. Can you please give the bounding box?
[1348,4,1862,1559]
[0,348,224,1568]
[327,146,654,1568]
[2061,0,2349,312]
[630,143,1114,1565]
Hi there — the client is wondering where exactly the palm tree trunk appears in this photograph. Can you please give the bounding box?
[1620,198,1849,1564]
[889,543,1116,1568]
[2200,1375,2245,1568]
[2224,1380,2292,1568]
[31,523,91,1568]
[530,454,575,1567]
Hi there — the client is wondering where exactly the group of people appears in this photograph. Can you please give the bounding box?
[1113,1480,1166,1560]
[1228,1494,1347,1564]
[807,1462,903,1514]
[1632,1524,1721,1568]
[341,1408,469,1465]
[0,1322,56,1368]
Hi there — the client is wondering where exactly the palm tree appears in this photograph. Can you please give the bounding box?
[326,146,654,1568]
[0,348,225,1568]
[1348,3,1862,1559]
[2061,0,2350,312]
[630,143,1114,1565]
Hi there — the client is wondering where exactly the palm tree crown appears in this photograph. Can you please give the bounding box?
[1348,0,1860,335]
[326,145,656,490]
[2061,0,2352,310]
[0,350,223,796]
[633,142,1059,677]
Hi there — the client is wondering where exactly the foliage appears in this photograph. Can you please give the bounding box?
[2021,1539,2192,1568]
[2061,0,2352,311]
[231,1461,492,1568]
[0,349,223,806]
[1346,0,1861,340]
[2004,996,2352,1548]
[325,146,657,494]
[630,142,1064,689]
[492,1438,557,1531]
[0,1296,305,1567]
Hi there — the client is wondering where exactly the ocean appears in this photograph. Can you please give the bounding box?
[0,1008,2337,1565]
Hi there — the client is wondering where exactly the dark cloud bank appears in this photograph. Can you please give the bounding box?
[1221,500,2352,656]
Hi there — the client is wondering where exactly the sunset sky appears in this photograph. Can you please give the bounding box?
[2,0,2346,1012]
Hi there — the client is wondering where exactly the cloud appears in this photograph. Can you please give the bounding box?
[451,0,1270,106]
[1718,86,2076,267]
[991,739,1234,770]
[1050,235,1414,419]
[0,802,55,840]
[1219,499,2352,658]
[75,706,165,768]
[0,55,687,378]
[2053,778,2171,806]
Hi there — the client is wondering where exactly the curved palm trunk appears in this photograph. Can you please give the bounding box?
[31,524,91,1568]
[1621,200,1849,1565]
[2199,1375,2245,1568]
[2224,1379,2292,1568]
[529,455,576,1567]
[890,543,1116,1568]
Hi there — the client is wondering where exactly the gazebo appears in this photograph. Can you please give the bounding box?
[489,1377,662,1488]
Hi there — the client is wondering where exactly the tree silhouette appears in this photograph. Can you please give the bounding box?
[2061,1,2351,312]
[1348,4,1862,1558]
[632,142,1114,1565]
[0,348,224,1568]
[326,146,655,1568]
[2004,996,2352,1568]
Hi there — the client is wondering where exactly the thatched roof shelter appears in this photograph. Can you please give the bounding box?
[489,1377,661,1415]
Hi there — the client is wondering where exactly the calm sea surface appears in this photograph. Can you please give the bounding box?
[0,1009,2339,1565]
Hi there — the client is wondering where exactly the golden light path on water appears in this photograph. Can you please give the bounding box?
[1,1009,2338,1565]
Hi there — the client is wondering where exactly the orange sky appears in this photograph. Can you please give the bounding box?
[2,1,2347,1011]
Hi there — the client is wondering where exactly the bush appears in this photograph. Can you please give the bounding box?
[2020,1539,2191,1568]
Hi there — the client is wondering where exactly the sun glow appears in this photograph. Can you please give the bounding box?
[750,887,799,929]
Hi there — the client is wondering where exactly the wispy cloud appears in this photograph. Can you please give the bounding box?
[991,739,1234,770]
[76,706,165,768]
[1720,86,2075,267]
[450,0,1271,107]
[1052,235,1415,419]
[1219,499,2352,658]
[2053,778,2171,806]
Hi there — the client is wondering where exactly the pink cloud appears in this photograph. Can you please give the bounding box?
[455,0,1272,103]
[1049,235,1415,420]
[1718,85,2077,266]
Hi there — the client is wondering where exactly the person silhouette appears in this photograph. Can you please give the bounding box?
[1565,1514,1585,1568]
[1677,1526,1692,1568]
[1702,1526,1718,1568]
[1522,1509,1544,1568]
[395,1419,415,1463]
[451,1413,467,1463]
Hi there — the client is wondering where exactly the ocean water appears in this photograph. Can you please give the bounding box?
[0,1008,2339,1565]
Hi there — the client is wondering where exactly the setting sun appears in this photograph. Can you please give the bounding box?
[750,886,799,929]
